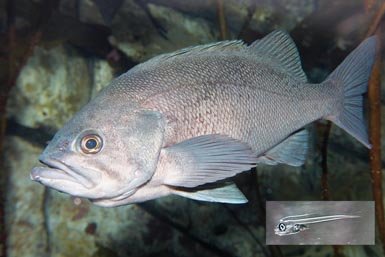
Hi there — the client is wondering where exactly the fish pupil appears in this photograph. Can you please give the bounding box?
[86,139,97,149]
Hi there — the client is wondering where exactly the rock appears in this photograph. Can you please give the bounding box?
[7,45,91,130]
[266,0,317,31]
[59,0,107,26]
[286,246,333,257]
[4,137,48,257]
[109,1,219,62]
[149,0,316,36]
[78,0,106,25]
[90,59,114,98]
[44,191,152,257]
[147,3,219,44]
[108,0,318,63]
[342,246,374,257]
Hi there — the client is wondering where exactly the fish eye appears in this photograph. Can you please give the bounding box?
[278,223,286,232]
[80,134,103,154]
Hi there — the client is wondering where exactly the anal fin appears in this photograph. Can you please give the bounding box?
[170,183,248,204]
[257,129,308,167]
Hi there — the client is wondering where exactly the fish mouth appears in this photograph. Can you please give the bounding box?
[31,157,94,189]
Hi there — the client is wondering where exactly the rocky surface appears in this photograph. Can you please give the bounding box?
[4,137,48,257]
[109,1,220,62]
[7,45,91,130]
[2,0,384,257]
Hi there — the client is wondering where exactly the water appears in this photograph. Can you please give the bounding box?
[2,0,384,257]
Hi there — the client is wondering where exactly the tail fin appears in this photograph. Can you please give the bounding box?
[325,36,377,148]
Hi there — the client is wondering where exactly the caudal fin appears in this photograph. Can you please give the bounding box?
[325,36,377,148]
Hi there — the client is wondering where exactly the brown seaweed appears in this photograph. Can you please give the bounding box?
[366,0,385,254]
[216,0,227,40]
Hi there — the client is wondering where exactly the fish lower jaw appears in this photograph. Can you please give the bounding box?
[30,166,82,185]
[99,188,137,201]
[32,158,94,188]
[90,188,138,207]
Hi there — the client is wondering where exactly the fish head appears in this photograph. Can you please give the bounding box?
[31,93,165,202]
[274,222,308,236]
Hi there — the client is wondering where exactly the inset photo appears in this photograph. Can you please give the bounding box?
[266,201,374,245]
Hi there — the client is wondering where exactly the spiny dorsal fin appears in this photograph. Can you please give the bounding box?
[157,40,245,61]
[130,40,245,72]
[248,30,307,82]
[131,31,307,82]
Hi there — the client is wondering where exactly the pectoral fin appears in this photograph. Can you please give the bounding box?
[257,129,308,167]
[159,134,256,188]
[170,183,248,204]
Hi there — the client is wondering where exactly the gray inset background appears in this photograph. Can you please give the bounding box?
[266,201,374,245]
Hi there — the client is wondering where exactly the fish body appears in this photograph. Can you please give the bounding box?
[31,31,376,207]
[274,213,360,236]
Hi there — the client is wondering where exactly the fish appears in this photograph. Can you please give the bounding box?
[30,30,376,207]
[274,213,360,236]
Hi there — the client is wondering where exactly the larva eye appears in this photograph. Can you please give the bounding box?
[278,223,286,232]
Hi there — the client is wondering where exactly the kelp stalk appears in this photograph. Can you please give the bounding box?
[318,121,332,201]
[366,1,385,37]
[368,33,385,253]
[366,1,385,252]
[216,0,227,40]
[317,121,343,256]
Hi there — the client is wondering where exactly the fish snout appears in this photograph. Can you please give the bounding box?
[33,155,96,189]
[30,167,43,181]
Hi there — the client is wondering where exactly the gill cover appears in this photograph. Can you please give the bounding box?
[122,110,165,190]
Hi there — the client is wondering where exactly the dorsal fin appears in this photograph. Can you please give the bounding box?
[130,40,245,72]
[130,31,307,82]
[156,40,245,61]
[248,30,307,82]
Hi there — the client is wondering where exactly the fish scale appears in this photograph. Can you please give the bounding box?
[133,55,325,154]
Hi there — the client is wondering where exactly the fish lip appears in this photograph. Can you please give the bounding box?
[34,157,94,189]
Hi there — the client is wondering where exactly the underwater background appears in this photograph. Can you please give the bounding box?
[0,0,384,256]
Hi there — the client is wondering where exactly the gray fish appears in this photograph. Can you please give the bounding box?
[30,31,376,207]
